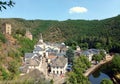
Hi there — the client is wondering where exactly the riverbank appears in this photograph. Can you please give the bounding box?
[84,55,113,77]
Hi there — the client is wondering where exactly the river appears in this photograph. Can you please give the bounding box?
[88,62,117,84]
[89,70,111,84]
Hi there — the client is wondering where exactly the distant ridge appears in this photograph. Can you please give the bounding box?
[0,15,120,43]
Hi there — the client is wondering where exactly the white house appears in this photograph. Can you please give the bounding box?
[81,49,106,61]
[20,53,42,73]
[50,56,68,75]
[82,50,93,61]
[25,58,42,70]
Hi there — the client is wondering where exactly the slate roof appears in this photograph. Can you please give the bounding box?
[46,48,53,52]
[34,46,43,51]
[56,53,65,56]
[81,49,100,56]
[26,59,40,66]
[25,53,36,59]
[46,48,58,54]
[51,56,67,68]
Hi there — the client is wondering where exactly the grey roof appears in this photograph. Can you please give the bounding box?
[32,55,41,61]
[82,51,91,56]
[46,48,58,54]
[34,46,43,51]
[81,49,100,56]
[89,49,100,54]
[25,53,36,59]
[51,56,67,67]
[26,59,40,66]
[56,52,66,56]
[46,48,53,52]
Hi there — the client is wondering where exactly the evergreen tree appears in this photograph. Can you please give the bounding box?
[65,48,74,63]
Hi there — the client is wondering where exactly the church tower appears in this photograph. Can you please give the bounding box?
[38,33,43,43]
[25,29,33,40]
[34,33,45,49]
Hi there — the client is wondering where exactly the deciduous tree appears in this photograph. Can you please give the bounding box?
[67,56,91,84]
[65,48,74,63]
[100,78,113,84]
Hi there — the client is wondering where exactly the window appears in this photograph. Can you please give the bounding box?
[60,71,62,74]
[53,70,55,74]
[57,71,58,74]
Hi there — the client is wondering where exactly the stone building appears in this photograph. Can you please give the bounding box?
[25,30,33,40]
[2,23,12,35]
[20,53,42,73]
[50,56,68,75]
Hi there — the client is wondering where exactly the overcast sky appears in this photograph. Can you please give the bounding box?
[0,0,120,21]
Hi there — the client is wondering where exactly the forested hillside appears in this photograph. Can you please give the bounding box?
[0,14,120,83]
[0,15,120,53]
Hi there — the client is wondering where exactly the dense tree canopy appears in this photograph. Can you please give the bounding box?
[110,54,120,73]
[92,54,103,63]
[67,56,91,84]
[65,48,74,63]
[0,15,120,53]
[92,51,106,63]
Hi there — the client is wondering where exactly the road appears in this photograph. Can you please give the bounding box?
[84,55,113,77]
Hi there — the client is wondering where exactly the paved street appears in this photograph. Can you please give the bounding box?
[40,57,48,78]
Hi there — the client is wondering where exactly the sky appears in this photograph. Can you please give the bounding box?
[0,0,120,21]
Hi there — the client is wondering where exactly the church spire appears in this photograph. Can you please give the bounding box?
[39,33,43,43]
[40,33,43,40]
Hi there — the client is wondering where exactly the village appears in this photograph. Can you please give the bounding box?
[0,1,119,83]
[1,22,113,84]
[19,30,110,84]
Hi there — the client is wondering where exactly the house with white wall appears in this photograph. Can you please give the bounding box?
[20,53,42,73]
[81,49,106,61]
[50,56,68,75]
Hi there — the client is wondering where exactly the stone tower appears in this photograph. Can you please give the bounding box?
[38,33,43,43]
[25,30,33,40]
[2,23,12,35]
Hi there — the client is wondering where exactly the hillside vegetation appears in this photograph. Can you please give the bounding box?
[0,15,120,52]
[0,33,35,81]
[0,15,120,83]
